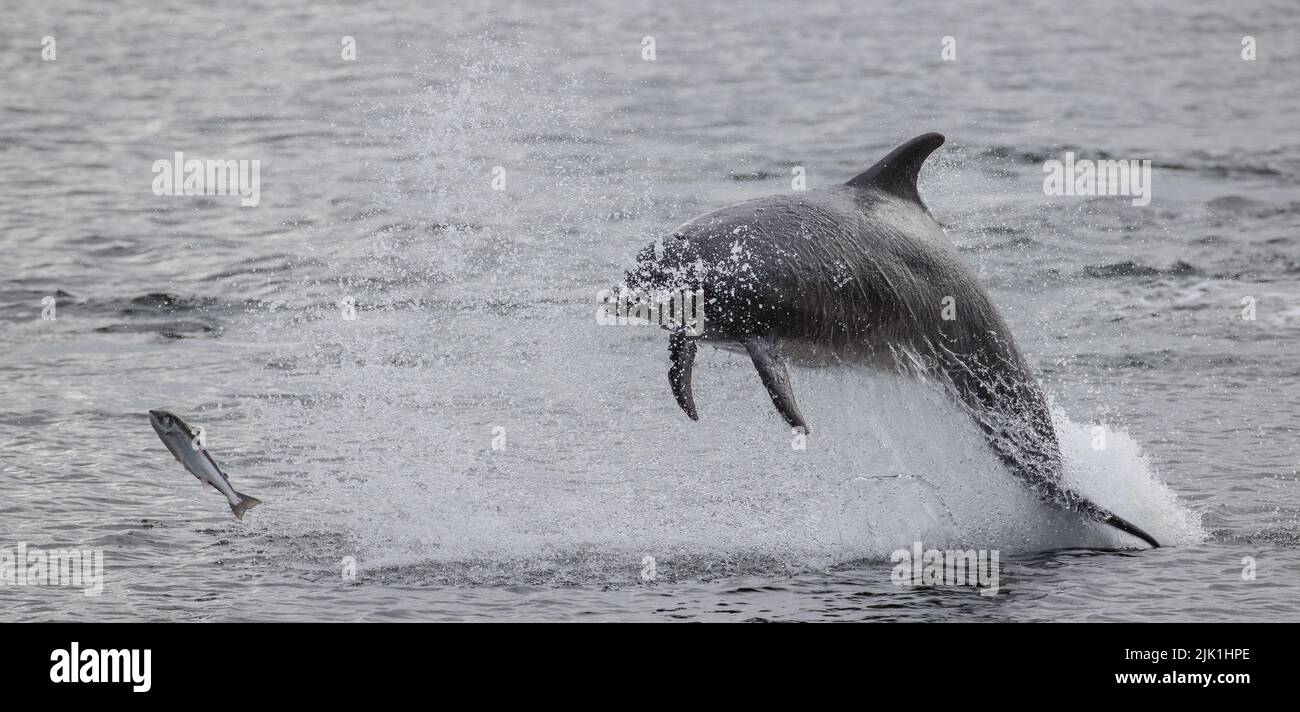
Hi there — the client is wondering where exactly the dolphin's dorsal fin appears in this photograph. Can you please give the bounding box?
[844,133,945,204]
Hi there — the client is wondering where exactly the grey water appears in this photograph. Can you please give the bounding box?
[2,0,1298,621]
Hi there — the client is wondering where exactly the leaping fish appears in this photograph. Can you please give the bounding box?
[148,409,262,520]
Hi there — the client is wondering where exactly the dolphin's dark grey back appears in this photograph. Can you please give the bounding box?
[840,136,1071,508]
[838,137,1156,545]
[725,188,1064,500]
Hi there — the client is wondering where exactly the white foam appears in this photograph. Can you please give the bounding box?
[259,327,1203,576]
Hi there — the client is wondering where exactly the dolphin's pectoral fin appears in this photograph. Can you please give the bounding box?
[668,329,699,420]
[742,336,808,432]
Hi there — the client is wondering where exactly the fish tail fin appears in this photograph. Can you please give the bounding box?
[230,492,263,520]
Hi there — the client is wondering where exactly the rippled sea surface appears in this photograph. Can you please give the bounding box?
[3,0,1298,621]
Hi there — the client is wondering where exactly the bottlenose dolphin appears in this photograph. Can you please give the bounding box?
[623,133,1158,548]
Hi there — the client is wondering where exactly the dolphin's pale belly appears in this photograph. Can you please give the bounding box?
[703,330,904,369]
[771,334,903,369]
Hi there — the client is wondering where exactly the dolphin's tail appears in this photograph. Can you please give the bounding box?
[980,415,1160,549]
[1073,496,1160,548]
[996,446,1160,548]
[230,492,262,520]
[943,348,1159,549]
[992,441,1160,548]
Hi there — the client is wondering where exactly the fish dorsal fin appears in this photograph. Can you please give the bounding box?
[844,133,945,204]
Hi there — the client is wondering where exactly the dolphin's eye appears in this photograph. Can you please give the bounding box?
[672,232,687,241]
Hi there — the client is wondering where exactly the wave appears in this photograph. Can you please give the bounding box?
[976,143,1300,182]
[1206,195,1300,219]
[1081,261,1201,279]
